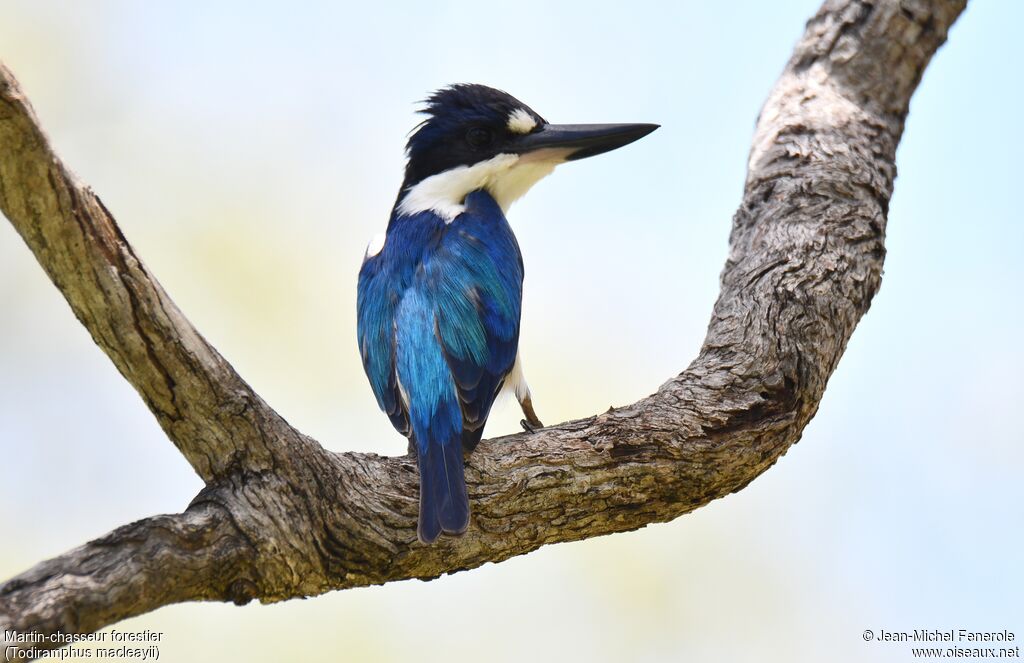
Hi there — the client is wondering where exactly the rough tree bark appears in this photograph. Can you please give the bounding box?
[0,0,966,654]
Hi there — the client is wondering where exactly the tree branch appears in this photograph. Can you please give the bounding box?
[0,0,966,652]
[0,64,286,482]
[0,506,252,640]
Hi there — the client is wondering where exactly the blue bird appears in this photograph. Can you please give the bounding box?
[357,84,657,543]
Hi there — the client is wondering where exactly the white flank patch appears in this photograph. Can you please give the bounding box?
[503,351,532,403]
[506,108,537,134]
[363,232,386,260]
[396,375,410,410]
[398,149,570,221]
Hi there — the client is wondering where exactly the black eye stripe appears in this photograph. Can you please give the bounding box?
[466,127,494,148]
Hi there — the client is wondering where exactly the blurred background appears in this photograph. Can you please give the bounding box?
[1,1,1021,661]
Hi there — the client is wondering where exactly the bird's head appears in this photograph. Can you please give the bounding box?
[397,84,658,220]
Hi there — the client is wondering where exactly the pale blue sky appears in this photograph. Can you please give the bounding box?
[1,2,1021,661]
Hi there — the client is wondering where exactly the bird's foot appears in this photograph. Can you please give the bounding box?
[518,395,544,433]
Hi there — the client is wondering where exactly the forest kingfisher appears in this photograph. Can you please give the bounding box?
[357,84,657,543]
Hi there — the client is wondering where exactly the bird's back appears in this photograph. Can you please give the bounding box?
[357,190,524,541]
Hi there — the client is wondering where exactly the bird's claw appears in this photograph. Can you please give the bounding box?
[519,413,544,434]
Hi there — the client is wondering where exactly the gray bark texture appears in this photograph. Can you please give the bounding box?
[0,0,966,654]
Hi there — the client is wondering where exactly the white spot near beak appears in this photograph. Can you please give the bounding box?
[507,108,537,135]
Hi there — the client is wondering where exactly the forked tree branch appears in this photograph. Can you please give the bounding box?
[1,0,966,653]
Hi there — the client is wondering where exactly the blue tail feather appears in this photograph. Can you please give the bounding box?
[396,288,472,543]
[417,435,469,543]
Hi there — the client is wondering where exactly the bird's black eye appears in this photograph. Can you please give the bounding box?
[465,127,493,149]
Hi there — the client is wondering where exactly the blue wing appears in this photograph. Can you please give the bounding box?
[426,191,524,449]
[357,245,409,437]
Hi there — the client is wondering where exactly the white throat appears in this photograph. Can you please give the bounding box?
[397,149,569,222]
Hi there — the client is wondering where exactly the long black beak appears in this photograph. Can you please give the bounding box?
[513,123,659,160]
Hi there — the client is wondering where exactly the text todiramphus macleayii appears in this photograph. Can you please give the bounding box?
[357,84,657,543]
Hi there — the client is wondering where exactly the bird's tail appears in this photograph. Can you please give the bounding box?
[415,425,469,544]
[395,289,471,543]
